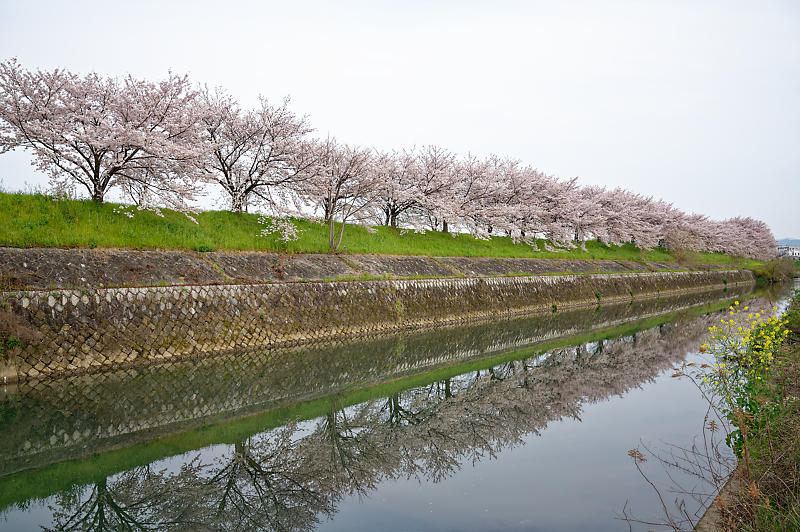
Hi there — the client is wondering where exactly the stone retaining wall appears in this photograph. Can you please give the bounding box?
[0,269,753,382]
[0,246,727,290]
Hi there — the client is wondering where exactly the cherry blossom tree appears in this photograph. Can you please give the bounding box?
[495,162,542,242]
[298,137,379,251]
[413,145,456,232]
[373,149,420,228]
[443,153,502,238]
[530,175,582,247]
[714,217,776,259]
[0,59,206,213]
[569,185,608,246]
[0,60,778,258]
[198,89,313,213]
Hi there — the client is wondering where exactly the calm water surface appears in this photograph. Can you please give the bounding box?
[0,283,793,531]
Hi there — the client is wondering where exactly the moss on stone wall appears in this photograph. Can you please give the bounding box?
[0,269,753,382]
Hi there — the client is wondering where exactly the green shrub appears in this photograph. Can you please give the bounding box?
[752,259,794,286]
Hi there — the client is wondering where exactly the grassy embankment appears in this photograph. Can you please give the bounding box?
[0,191,764,267]
[698,288,800,530]
[733,289,800,530]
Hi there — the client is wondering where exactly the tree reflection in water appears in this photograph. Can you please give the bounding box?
[3,286,756,481]
[202,430,336,531]
[25,302,768,532]
[44,463,207,531]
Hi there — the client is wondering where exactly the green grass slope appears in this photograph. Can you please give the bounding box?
[0,191,761,266]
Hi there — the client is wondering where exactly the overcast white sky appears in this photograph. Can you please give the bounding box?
[1,0,798,237]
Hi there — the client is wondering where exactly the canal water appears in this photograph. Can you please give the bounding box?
[0,282,793,531]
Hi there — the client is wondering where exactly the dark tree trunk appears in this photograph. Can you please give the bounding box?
[230,195,245,213]
[442,220,448,233]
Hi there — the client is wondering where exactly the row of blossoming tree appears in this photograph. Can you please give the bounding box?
[0,60,776,258]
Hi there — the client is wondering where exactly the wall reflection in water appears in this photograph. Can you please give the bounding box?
[1,286,750,478]
[1,286,785,531]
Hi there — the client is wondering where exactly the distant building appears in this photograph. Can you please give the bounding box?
[777,245,800,260]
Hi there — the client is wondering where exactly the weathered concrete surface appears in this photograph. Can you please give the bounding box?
[344,254,458,277]
[694,464,744,531]
[0,248,225,289]
[0,269,753,382]
[0,247,726,290]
